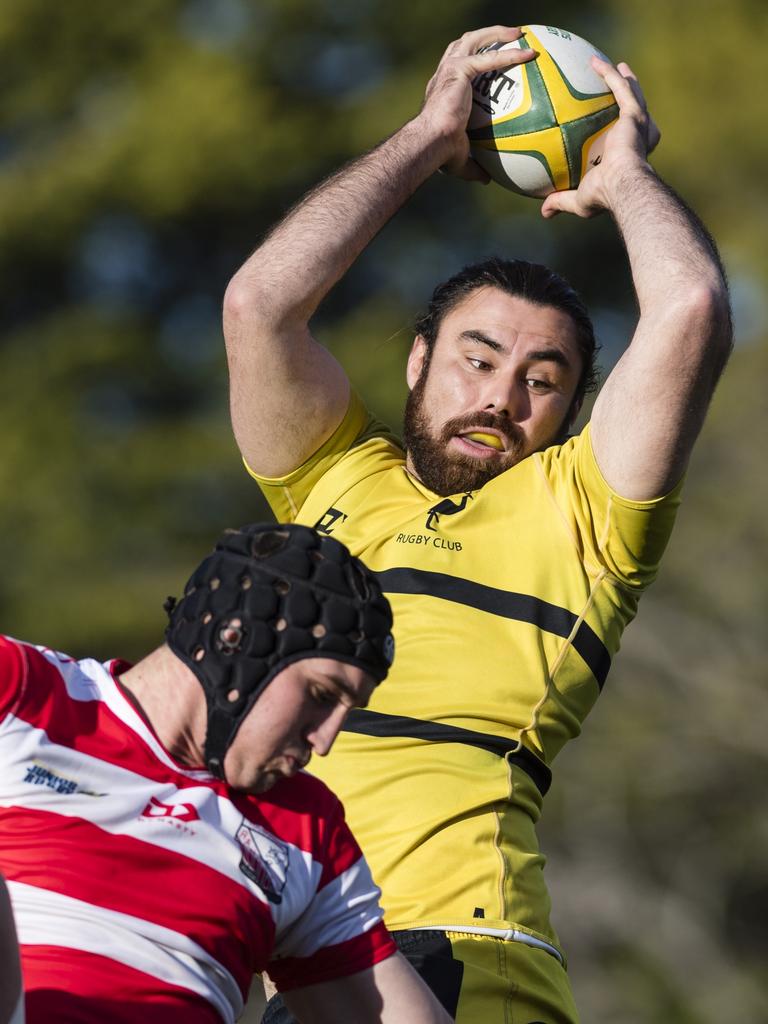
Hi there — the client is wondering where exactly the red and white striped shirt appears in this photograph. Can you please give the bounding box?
[0,636,395,1023]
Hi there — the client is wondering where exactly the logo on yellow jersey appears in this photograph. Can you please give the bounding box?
[425,493,473,532]
[315,506,348,535]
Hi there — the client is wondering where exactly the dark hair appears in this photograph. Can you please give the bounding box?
[414,257,600,404]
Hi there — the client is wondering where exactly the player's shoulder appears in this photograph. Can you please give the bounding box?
[266,770,344,818]
[337,430,405,479]
[0,634,27,676]
[331,391,404,467]
[473,434,583,507]
[347,391,402,453]
[513,428,588,491]
[0,633,22,656]
[239,771,348,852]
[0,635,30,718]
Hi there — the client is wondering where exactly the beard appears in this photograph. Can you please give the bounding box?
[402,371,527,497]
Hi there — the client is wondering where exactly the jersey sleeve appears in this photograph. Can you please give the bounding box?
[244,391,399,523]
[0,636,27,721]
[266,793,396,991]
[540,424,684,589]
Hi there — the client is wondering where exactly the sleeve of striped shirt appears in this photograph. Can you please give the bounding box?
[266,792,396,991]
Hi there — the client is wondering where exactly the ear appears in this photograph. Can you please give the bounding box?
[406,336,427,391]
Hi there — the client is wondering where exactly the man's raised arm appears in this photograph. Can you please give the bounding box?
[223,27,536,477]
[541,58,732,500]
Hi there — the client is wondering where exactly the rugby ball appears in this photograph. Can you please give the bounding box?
[468,25,618,198]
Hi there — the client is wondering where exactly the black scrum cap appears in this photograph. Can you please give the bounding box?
[164,523,394,779]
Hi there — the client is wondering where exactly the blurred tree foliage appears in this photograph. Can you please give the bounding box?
[0,1,764,1020]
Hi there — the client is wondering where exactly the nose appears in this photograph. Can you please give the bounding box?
[481,370,522,419]
[305,704,349,758]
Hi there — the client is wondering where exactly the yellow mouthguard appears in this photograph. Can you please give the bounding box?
[465,432,504,450]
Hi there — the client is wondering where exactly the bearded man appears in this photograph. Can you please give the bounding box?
[222,25,732,1024]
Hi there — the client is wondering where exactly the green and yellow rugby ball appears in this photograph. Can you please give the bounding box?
[468,24,619,198]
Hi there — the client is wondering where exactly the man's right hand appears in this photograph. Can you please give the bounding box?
[417,26,537,182]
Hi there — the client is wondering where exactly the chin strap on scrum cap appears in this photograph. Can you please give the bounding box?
[164,523,395,780]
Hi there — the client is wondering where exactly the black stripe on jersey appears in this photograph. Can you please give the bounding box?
[342,709,552,796]
[375,567,611,689]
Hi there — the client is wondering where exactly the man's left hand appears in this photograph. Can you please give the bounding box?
[540,58,660,219]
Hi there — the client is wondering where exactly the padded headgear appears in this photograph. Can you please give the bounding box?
[165,523,394,779]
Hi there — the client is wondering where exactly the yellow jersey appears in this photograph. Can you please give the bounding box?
[247,392,681,960]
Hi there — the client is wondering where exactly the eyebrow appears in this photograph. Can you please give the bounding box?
[459,330,573,370]
[459,329,505,352]
[526,347,573,370]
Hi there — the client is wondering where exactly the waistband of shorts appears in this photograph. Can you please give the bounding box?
[394,924,564,965]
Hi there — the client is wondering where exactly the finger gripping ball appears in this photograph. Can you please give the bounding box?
[468,25,618,198]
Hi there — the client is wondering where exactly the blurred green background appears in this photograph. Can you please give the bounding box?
[0,1,765,1020]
